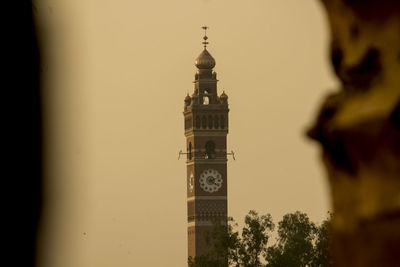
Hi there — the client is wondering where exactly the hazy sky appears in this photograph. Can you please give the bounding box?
[35,0,338,266]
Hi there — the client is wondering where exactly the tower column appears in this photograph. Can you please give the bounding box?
[183,27,230,263]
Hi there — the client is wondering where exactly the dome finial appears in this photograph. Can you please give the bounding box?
[202,26,209,48]
[195,26,215,69]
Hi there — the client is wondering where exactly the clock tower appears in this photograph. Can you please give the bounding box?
[183,27,229,261]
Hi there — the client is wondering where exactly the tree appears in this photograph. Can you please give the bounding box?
[188,211,332,267]
[238,211,274,267]
[189,211,274,267]
[265,212,316,267]
[312,213,333,267]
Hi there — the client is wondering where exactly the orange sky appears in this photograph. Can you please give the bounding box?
[34,0,337,266]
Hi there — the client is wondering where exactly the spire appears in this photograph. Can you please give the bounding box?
[202,26,209,48]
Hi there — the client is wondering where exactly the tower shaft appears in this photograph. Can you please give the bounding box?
[183,31,230,262]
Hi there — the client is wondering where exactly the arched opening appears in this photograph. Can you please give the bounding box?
[203,96,210,105]
[220,115,225,129]
[188,142,192,160]
[208,115,213,129]
[205,140,216,159]
[201,115,207,129]
[214,115,219,128]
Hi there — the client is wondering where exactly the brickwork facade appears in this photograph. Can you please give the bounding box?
[183,41,229,262]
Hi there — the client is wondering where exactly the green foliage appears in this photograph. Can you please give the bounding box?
[265,212,316,267]
[238,211,274,267]
[188,211,332,267]
[312,213,333,267]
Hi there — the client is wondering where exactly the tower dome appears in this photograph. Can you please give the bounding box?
[195,49,216,69]
[220,91,228,104]
[184,93,191,102]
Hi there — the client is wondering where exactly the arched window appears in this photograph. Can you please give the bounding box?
[214,115,219,128]
[208,115,213,129]
[201,115,207,129]
[205,141,216,159]
[220,115,225,129]
[195,115,201,129]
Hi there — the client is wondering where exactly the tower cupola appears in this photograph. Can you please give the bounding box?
[195,49,216,69]
[194,26,216,70]
[220,91,228,104]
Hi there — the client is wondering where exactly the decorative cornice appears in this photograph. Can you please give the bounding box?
[188,221,213,227]
[187,196,227,202]
[188,219,227,227]
[193,79,218,84]
[186,159,227,165]
[185,131,228,137]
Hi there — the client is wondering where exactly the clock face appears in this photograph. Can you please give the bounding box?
[188,172,194,193]
[199,169,223,193]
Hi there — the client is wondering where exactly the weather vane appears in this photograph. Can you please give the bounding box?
[202,26,209,48]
